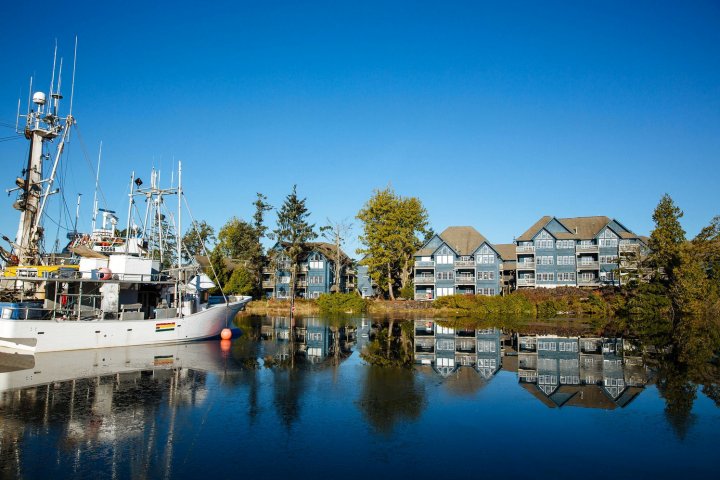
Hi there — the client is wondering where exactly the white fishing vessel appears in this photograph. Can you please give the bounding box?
[0,48,250,353]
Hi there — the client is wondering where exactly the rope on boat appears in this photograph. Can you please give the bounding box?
[182,194,229,308]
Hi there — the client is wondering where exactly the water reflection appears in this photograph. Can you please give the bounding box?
[411,319,649,409]
[0,316,717,477]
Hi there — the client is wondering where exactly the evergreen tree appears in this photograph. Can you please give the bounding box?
[181,220,216,262]
[273,185,317,300]
[648,194,686,282]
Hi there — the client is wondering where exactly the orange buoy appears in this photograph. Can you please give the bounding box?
[220,328,232,340]
[220,339,232,353]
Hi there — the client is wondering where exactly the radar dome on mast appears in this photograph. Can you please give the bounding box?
[32,92,46,106]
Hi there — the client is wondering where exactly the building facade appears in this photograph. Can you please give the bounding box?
[514,216,647,288]
[262,242,355,299]
[413,226,505,300]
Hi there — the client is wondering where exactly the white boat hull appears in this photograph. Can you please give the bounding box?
[0,297,250,353]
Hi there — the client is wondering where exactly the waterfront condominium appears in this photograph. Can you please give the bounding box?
[413,226,509,300]
[514,216,647,288]
[262,242,355,299]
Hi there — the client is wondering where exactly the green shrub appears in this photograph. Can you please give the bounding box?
[317,292,367,314]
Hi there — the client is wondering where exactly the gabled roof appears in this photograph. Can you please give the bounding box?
[558,216,612,239]
[516,216,553,242]
[517,215,643,242]
[415,226,491,257]
[438,226,488,256]
[493,243,517,262]
[274,241,352,265]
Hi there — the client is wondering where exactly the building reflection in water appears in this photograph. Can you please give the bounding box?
[413,319,649,408]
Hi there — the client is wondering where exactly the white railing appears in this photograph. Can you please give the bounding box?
[262,280,275,288]
[577,262,600,270]
[516,246,536,253]
[619,244,640,252]
[414,275,435,284]
[415,293,434,301]
[415,261,435,267]
[517,262,536,270]
[576,245,599,253]
[454,260,475,268]
[517,278,536,286]
[455,275,475,284]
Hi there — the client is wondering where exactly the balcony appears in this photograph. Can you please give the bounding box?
[262,280,275,289]
[577,279,601,287]
[576,245,599,254]
[299,265,309,272]
[517,261,536,270]
[517,278,536,287]
[296,280,308,287]
[415,261,435,268]
[619,244,640,253]
[415,292,434,301]
[577,261,600,270]
[415,274,436,284]
[455,275,476,285]
[454,260,475,268]
[516,246,536,253]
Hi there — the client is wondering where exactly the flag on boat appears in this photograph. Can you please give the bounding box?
[155,322,176,332]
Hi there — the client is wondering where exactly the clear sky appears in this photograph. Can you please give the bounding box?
[1,1,718,256]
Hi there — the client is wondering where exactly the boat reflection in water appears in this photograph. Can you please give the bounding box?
[0,341,226,478]
[412,319,648,408]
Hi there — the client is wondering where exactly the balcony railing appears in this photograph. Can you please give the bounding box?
[296,280,308,287]
[454,260,475,268]
[577,261,600,270]
[619,244,640,253]
[576,245,599,253]
[261,280,275,289]
[415,292,434,301]
[415,261,435,267]
[517,278,536,287]
[577,279,601,287]
[455,275,476,284]
[415,274,435,284]
[516,246,536,253]
[517,261,536,270]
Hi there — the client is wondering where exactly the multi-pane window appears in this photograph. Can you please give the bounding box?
[537,256,554,265]
[436,339,455,351]
[435,246,454,264]
[535,231,554,249]
[477,254,495,264]
[557,240,574,249]
[477,271,495,280]
[557,256,574,265]
[557,272,576,281]
[478,288,496,295]
[598,229,619,247]
[537,272,555,282]
[309,275,323,284]
[477,340,496,352]
[436,271,454,280]
[538,341,557,351]
[558,342,578,352]
[600,255,618,264]
[436,287,454,297]
[436,325,454,335]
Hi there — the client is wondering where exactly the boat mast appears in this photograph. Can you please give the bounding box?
[12,52,74,265]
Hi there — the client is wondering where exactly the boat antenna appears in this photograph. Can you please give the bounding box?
[74,193,82,236]
[49,40,57,103]
[177,160,182,271]
[69,36,77,118]
[91,141,102,232]
[125,172,135,252]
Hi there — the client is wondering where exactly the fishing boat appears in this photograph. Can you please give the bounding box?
[0,48,250,353]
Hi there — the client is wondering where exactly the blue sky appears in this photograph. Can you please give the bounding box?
[1,1,718,256]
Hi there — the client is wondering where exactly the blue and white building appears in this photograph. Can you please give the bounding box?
[514,216,647,288]
[413,226,505,300]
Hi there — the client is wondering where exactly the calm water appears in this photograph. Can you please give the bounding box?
[1,315,718,479]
